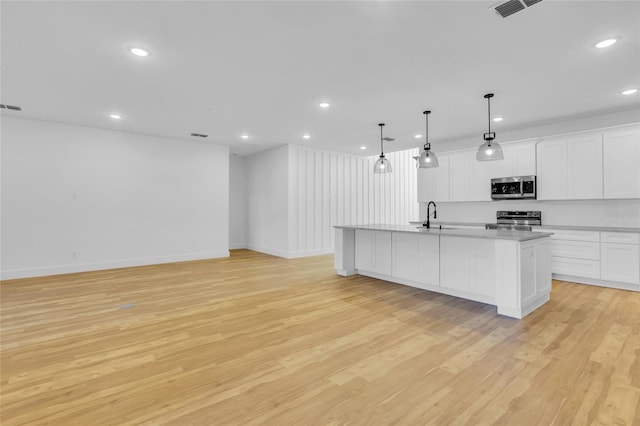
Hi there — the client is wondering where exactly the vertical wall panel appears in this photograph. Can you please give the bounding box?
[287,145,419,256]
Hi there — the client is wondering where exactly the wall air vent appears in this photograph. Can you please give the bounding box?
[190,133,208,138]
[492,0,541,18]
[0,104,22,111]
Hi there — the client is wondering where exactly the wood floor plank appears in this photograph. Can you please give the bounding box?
[1,249,639,425]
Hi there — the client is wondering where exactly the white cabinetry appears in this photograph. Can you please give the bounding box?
[600,232,639,285]
[417,155,450,203]
[440,236,495,299]
[537,132,603,200]
[603,124,640,199]
[391,233,439,288]
[355,230,391,275]
[449,151,472,201]
[541,229,600,279]
[535,228,640,289]
[536,137,568,200]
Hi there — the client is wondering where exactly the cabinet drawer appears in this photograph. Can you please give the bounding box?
[552,257,600,279]
[601,232,640,245]
[542,229,600,242]
[551,240,600,260]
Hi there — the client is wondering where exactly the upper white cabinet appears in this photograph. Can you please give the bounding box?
[536,137,568,200]
[537,131,603,200]
[417,154,450,203]
[510,142,537,176]
[567,132,603,199]
[603,124,640,199]
[449,151,472,201]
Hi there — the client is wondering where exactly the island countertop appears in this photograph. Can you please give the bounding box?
[334,223,553,242]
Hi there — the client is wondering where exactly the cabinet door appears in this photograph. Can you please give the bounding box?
[512,141,536,176]
[374,231,392,276]
[392,232,418,281]
[449,152,472,201]
[417,168,434,203]
[601,242,640,285]
[355,230,376,271]
[417,235,439,287]
[536,138,568,200]
[417,155,449,203]
[471,157,493,201]
[567,132,603,199]
[603,125,640,199]
[434,155,450,202]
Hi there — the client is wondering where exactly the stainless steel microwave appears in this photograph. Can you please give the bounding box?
[491,175,536,200]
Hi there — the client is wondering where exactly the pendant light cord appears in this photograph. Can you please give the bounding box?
[424,111,430,150]
[487,96,491,136]
[379,123,384,157]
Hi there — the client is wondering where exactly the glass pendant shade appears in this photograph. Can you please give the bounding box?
[418,147,439,168]
[476,140,504,161]
[373,155,392,173]
[476,93,504,162]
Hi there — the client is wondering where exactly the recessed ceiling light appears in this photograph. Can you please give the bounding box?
[241,134,249,139]
[621,88,638,95]
[493,117,504,122]
[303,134,311,139]
[414,134,422,139]
[319,102,330,109]
[109,113,122,119]
[128,47,150,57]
[360,146,367,150]
[595,38,617,49]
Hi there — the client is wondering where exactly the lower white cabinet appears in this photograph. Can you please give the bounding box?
[440,236,495,298]
[391,233,439,288]
[355,230,391,275]
[601,242,640,285]
[536,228,640,288]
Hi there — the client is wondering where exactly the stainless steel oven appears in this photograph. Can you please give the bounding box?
[491,175,536,200]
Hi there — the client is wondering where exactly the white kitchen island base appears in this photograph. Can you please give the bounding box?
[335,225,553,319]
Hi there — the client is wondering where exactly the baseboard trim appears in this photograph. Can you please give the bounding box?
[0,250,230,281]
[245,245,334,259]
[553,274,639,292]
[286,248,334,259]
[245,244,290,258]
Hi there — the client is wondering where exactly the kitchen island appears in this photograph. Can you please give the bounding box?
[334,224,554,319]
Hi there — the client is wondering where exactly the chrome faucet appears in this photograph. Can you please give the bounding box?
[423,201,437,229]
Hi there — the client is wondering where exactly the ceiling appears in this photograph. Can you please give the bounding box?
[1,1,639,156]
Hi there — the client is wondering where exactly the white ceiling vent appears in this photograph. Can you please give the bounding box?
[492,0,542,18]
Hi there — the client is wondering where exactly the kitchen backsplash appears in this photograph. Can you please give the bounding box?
[419,199,640,228]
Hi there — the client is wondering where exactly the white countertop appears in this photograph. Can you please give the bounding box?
[334,224,553,242]
[408,221,640,233]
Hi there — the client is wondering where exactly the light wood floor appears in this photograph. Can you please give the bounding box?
[1,249,639,425]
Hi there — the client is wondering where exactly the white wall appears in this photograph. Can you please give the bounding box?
[1,116,230,279]
[229,154,246,249]
[245,145,289,257]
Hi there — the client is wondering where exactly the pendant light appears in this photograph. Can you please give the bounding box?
[417,110,439,168]
[373,123,392,174]
[476,93,504,161]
